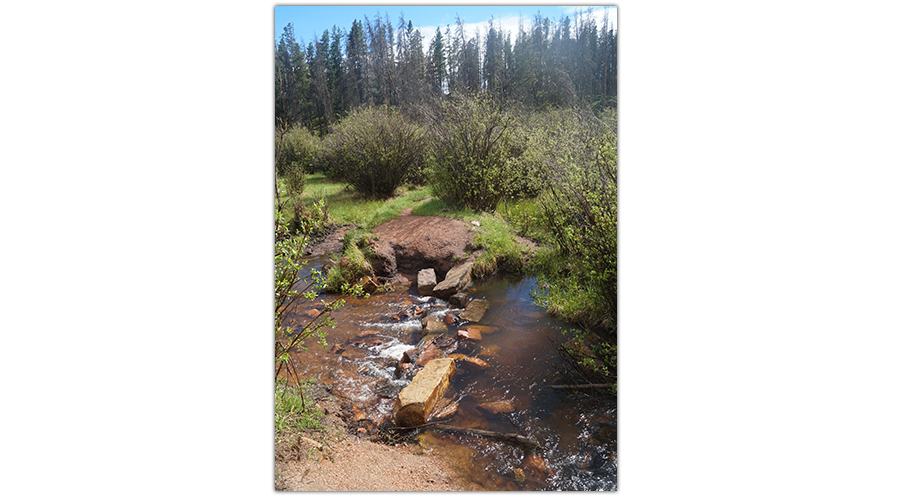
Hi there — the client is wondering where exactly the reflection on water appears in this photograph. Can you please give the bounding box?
[281,256,616,490]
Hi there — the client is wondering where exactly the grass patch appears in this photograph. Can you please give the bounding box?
[275,379,325,440]
[497,197,553,244]
[288,173,431,229]
[529,245,610,327]
[323,229,375,294]
[470,213,529,277]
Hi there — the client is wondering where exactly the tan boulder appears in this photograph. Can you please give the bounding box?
[459,299,490,322]
[421,316,448,335]
[433,262,474,299]
[393,358,457,427]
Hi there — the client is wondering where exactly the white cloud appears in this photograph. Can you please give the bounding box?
[414,7,616,54]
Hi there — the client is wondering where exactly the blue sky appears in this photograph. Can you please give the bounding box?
[274,4,617,50]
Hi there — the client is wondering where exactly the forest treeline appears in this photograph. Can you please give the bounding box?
[275,8,617,134]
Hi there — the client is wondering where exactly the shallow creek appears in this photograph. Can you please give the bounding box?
[281,255,616,491]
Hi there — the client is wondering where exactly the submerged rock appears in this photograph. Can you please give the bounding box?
[479,344,501,358]
[431,398,459,419]
[395,362,414,377]
[457,329,482,341]
[459,299,490,322]
[522,452,552,479]
[415,343,445,366]
[393,358,457,427]
[468,325,499,336]
[461,357,489,371]
[513,468,525,484]
[476,400,515,415]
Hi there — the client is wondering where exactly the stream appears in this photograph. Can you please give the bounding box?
[281,255,617,491]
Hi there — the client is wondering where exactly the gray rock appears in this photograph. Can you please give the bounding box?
[417,268,437,296]
[448,292,470,308]
[432,262,473,299]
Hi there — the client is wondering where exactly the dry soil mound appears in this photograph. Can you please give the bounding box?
[371,215,475,279]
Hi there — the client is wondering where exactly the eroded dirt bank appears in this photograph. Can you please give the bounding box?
[275,389,466,491]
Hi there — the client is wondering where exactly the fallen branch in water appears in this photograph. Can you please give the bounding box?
[548,383,614,390]
[433,424,539,448]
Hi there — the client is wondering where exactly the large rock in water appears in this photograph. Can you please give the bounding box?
[393,358,456,427]
[459,299,490,322]
[421,315,448,335]
[433,261,474,299]
[417,268,437,296]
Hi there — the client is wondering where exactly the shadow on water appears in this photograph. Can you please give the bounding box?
[281,257,616,491]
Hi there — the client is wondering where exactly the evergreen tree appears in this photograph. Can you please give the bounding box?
[426,28,446,96]
[346,20,368,108]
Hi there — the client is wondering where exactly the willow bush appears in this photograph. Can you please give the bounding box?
[276,125,321,177]
[425,94,537,211]
[532,107,618,331]
[320,106,426,198]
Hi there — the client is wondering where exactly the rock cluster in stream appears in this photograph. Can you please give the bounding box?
[324,273,497,431]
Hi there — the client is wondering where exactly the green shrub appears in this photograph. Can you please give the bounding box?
[531,107,617,331]
[276,125,321,178]
[289,198,328,236]
[425,94,537,211]
[323,229,375,294]
[321,106,427,198]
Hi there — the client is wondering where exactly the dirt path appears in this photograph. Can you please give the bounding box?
[275,392,467,491]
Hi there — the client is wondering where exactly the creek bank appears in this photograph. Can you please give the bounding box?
[371,215,477,278]
[275,383,465,491]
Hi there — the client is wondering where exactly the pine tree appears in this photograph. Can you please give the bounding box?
[346,20,368,108]
[426,28,446,96]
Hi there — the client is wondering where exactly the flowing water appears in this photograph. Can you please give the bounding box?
[281,255,617,491]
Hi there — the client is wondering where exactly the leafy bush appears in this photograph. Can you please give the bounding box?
[276,125,321,178]
[425,94,537,211]
[532,108,617,331]
[289,198,328,236]
[320,106,427,198]
[275,208,343,395]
